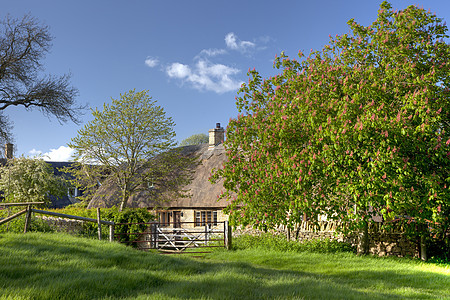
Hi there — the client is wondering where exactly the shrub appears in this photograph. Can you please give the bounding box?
[427,237,450,264]
[233,233,355,254]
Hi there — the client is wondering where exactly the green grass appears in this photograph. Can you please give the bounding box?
[0,232,448,299]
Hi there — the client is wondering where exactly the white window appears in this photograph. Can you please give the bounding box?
[195,210,218,226]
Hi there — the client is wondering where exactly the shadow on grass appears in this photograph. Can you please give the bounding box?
[0,233,447,299]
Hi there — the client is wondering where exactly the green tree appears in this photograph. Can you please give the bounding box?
[0,14,82,145]
[0,156,66,204]
[179,133,209,146]
[60,163,109,206]
[69,89,191,211]
[211,2,450,258]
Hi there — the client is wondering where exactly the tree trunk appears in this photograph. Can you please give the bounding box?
[119,189,128,212]
[418,223,428,261]
[358,220,369,255]
[420,235,427,261]
[119,198,126,212]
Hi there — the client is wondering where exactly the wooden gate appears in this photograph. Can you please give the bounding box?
[115,221,232,253]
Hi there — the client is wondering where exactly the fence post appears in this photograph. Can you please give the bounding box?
[97,208,102,240]
[109,225,114,242]
[150,222,159,249]
[23,205,32,233]
[224,221,232,250]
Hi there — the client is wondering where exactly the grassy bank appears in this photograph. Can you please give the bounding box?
[0,232,448,299]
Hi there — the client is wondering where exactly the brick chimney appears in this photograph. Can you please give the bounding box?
[5,143,13,159]
[208,123,224,149]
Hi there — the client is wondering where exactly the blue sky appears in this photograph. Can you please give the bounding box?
[2,0,450,161]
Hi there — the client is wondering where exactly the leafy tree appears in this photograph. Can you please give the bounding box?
[0,14,82,145]
[69,89,192,211]
[180,133,209,146]
[211,2,450,258]
[0,156,66,204]
[60,163,109,206]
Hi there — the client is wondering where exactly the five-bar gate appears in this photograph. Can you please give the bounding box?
[114,221,231,253]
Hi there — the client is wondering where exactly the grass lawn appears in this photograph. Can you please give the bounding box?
[0,232,448,299]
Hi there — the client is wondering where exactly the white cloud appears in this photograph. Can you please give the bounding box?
[225,32,255,53]
[167,63,191,78]
[156,32,268,93]
[29,146,74,162]
[28,149,42,157]
[166,59,243,94]
[144,57,159,68]
[198,48,227,57]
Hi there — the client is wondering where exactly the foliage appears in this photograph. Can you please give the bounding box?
[211,2,450,246]
[49,207,155,244]
[0,156,66,204]
[233,233,355,253]
[60,162,109,205]
[427,233,450,262]
[69,89,187,211]
[103,207,155,246]
[179,133,209,146]
[0,14,82,145]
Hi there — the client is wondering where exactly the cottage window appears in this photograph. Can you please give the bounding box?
[195,210,218,226]
[158,211,171,227]
[67,187,79,198]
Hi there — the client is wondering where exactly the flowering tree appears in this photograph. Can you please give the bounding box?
[211,2,450,257]
[0,157,66,205]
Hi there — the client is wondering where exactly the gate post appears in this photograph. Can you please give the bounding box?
[224,221,232,250]
[151,222,159,249]
[204,224,208,245]
[109,224,114,242]
[97,208,102,240]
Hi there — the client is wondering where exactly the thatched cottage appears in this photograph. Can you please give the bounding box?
[88,124,230,227]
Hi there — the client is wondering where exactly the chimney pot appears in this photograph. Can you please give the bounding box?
[209,123,224,149]
[5,143,13,159]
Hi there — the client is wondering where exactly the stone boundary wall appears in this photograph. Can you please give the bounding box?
[37,217,420,258]
[38,216,85,234]
[234,221,419,258]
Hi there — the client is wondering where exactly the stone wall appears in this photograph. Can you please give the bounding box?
[234,221,419,258]
[363,223,418,257]
[38,216,85,234]
[37,215,420,258]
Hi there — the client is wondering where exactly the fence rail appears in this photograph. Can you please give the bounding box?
[0,203,115,241]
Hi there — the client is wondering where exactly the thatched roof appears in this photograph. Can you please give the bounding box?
[87,144,230,209]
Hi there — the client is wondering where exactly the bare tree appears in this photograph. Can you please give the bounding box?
[0,14,82,143]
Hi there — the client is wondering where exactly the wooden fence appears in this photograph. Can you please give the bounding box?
[0,203,115,241]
